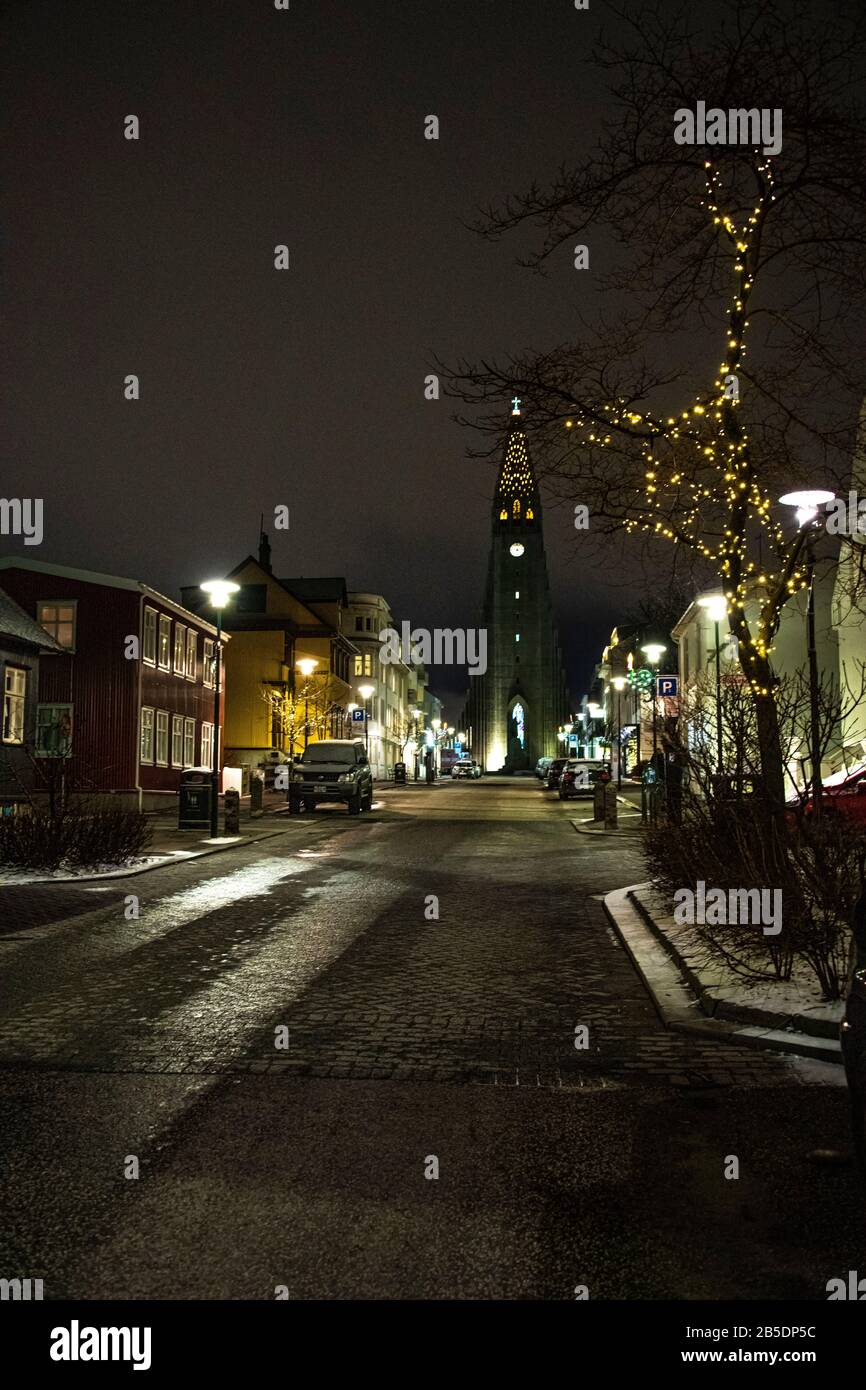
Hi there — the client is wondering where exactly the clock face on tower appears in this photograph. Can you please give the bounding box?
[509,542,525,557]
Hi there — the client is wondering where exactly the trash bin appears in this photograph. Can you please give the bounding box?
[394,761,406,785]
[178,767,212,829]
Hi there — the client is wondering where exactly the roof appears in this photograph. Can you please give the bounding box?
[0,557,220,637]
[0,586,66,652]
[278,577,348,605]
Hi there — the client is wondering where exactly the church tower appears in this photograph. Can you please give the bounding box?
[464,401,570,771]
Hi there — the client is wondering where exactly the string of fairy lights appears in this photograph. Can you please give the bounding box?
[559,155,806,698]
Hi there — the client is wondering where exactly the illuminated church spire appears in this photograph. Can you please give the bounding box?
[494,405,540,526]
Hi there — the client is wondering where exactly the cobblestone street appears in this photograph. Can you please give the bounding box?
[1,778,862,1299]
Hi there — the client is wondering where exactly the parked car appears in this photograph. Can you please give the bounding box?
[535,757,553,781]
[290,739,373,814]
[546,758,569,789]
[451,760,482,779]
[559,759,610,799]
[797,767,866,824]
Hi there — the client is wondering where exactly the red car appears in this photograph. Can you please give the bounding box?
[797,768,866,823]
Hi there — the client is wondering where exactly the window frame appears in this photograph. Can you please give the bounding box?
[201,720,214,770]
[157,615,171,671]
[174,623,186,675]
[171,713,184,768]
[143,606,157,665]
[35,702,73,758]
[155,710,169,767]
[140,706,155,764]
[203,638,214,688]
[2,665,27,744]
[186,628,197,681]
[36,599,77,653]
[183,717,195,768]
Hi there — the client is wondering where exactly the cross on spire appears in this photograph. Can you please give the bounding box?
[511,396,521,416]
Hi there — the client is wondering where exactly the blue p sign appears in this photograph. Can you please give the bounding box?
[657,675,678,697]
[351,708,365,722]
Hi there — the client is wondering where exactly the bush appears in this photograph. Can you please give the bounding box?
[0,803,151,872]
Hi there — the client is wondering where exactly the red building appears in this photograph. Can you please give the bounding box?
[0,558,226,811]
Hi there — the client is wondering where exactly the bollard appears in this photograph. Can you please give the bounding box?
[249,770,264,817]
[593,783,605,822]
[224,787,240,836]
[604,782,618,829]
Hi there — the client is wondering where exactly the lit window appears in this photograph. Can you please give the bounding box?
[155,711,169,766]
[143,608,157,664]
[140,707,155,764]
[499,508,507,521]
[2,666,26,743]
[364,652,373,676]
[158,616,171,670]
[174,624,186,674]
[513,498,521,517]
[37,601,76,650]
[515,633,520,642]
[203,639,214,687]
[186,629,197,680]
[515,590,520,599]
[526,508,534,520]
[184,717,195,767]
[354,655,363,676]
[201,721,214,770]
[172,714,184,767]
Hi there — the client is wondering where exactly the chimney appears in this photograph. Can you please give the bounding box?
[258,525,272,573]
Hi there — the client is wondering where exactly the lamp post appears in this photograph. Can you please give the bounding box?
[641,642,667,826]
[358,683,375,756]
[779,489,835,816]
[697,594,728,777]
[296,657,319,751]
[612,676,627,789]
[200,578,240,838]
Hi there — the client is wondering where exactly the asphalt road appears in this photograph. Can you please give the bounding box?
[0,777,862,1300]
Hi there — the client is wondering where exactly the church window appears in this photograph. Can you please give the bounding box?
[515,633,520,642]
[499,508,507,521]
[514,590,520,599]
[526,508,534,520]
[513,498,521,517]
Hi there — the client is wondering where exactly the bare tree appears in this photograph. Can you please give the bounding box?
[441,0,866,808]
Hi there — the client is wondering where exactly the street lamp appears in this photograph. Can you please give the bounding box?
[611,676,627,789]
[200,578,240,838]
[697,594,728,777]
[640,642,667,763]
[296,657,319,751]
[358,683,375,755]
[779,489,836,814]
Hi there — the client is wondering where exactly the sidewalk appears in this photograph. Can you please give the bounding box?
[603,881,844,1066]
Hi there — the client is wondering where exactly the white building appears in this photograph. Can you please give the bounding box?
[346,592,422,779]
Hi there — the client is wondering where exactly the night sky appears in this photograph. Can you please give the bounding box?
[3,0,770,703]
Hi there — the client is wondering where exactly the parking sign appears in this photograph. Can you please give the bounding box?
[351,708,365,722]
[656,675,679,697]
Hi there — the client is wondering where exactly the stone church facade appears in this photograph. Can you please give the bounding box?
[463,406,570,771]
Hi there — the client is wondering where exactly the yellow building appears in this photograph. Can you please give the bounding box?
[181,547,357,769]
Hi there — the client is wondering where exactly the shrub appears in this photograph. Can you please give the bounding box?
[0,803,151,872]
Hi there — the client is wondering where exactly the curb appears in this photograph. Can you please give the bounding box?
[602,883,843,1066]
[572,819,643,838]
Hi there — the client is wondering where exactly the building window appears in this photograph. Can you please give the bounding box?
[513,498,521,517]
[2,666,26,743]
[174,624,186,674]
[499,508,507,521]
[526,507,534,520]
[158,615,171,670]
[354,655,363,676]
[143,607,157,665]
[366,617,373,631]
[37,601,76,651]
[171,714,184,767]
[184,717,195,767]
[515,633,520,642]
[203,639,214,687]
[140,707,155,764]
[155,711,169,766]
[186,629,197,680]
[364,653,372,676]
[515,590,520,600]
[355,617,364,631]
[201,721,214,770]
[36,704,73,757]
